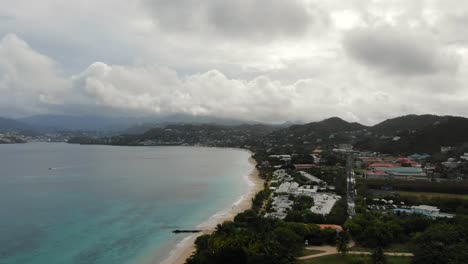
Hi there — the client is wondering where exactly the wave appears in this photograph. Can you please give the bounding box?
[159,163,259,264]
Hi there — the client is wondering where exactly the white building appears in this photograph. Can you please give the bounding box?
[298,171,323,183]
[310,194,341,215]
[411,205,439,215]
[460,153,468,161]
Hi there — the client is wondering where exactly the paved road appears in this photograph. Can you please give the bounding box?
[346,154,356,217]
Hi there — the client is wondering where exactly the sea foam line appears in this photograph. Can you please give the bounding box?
[160,163,258,264]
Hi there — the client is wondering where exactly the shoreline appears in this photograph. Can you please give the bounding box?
[161,156,264,264]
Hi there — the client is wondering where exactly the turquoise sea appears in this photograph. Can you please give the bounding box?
[0,143,253,264]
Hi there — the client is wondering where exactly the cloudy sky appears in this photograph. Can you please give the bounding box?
[1,0,468,124]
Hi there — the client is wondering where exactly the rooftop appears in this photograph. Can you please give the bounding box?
[369,162,397,168]
[319,224,343,231]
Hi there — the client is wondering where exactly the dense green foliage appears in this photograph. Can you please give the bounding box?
[371,247,386,264]
[298,254,412,264]
[357,116,468,154]
[251,187,271,211]
[285,198,348,225]
[370,114,445,135]
[364,179,468,195]
[291,195,315,211]
[360,178,468,213]
[411,216,468,264]
[305,166,347,195]
[345,212,432,248]
[336,231,349,255]
[186,211,339,264]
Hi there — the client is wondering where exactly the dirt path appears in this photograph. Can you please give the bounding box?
[298,242,413,260]
[348,251,414,256]
[298,245,337,260]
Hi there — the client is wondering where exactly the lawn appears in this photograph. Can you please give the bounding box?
[298,254,412,264]
[398,191,468,200]
[350,243,411,253]
[298,249,324,257]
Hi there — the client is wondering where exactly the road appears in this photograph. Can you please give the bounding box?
[346,154,356,217]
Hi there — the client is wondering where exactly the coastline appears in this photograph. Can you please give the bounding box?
[161,156,264,264]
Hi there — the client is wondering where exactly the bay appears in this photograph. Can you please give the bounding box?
[0,143,253,264]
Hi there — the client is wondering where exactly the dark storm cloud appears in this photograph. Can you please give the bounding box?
[143,0,322,40]
[343,26,460,75]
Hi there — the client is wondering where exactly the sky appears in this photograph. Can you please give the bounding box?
[1,0,468,125]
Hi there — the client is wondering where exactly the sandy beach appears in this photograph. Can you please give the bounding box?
[161,156,264,264]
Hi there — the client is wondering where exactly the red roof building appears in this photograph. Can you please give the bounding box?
[369,162,397,168]
[367,169,388,175]
[396,157,420,167]
[319,224,343,232]
[367,169,389,179]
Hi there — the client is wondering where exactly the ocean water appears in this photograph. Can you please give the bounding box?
[0,143,253,264]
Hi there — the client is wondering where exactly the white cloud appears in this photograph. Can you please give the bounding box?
[1,1,468,124]
[0,34,69,116]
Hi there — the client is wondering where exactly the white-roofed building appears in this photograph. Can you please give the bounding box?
[310,194,341,215]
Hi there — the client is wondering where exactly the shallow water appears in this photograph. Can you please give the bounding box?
[0,143,252,264]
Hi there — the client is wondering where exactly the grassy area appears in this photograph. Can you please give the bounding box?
[298,254,412,264]
[398,191,468,200]
[298,249,324,257]
[351,243,411,253]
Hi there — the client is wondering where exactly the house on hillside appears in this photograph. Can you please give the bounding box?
[312,148,323,155]
[442,158,460,169]
[409,153,431,160]
[356,157,382,168]
[441,146,454,153]
[269,154,292,162]
[338,144,353,150]
[366,169,389,179]
[294,164,315,170]
[460,153,468,161]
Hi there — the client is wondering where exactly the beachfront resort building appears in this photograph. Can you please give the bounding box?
[298,171,323,184]
[267,195,293,219]
[310,194,342,215]
[265,169,341,219]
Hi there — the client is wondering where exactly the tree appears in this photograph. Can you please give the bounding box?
[411,223,463,264]
[292,195,314,211]
[336,231,349,256]
[371,247,386,264]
